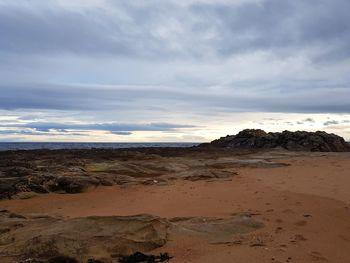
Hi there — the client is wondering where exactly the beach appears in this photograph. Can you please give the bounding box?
[1,149,350,262]
[2,0,350,261]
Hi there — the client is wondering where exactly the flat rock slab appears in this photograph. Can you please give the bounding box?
[0,210,263,263]
[0,210,169,263]
[0,148,290,199]
[170,213,264,243]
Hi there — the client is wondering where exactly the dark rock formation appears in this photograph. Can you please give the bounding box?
[118,252,172,263]
[201,129,350,152]
[45,176,100,193]
[0,149,246,199]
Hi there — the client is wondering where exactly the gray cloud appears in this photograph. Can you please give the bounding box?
[1,83,349,114]
[296,118,315,125]
[0,121,196,133]
[0,1,189,59]
[324,120,340,126]
[0,0,350,141]
[0,3,130,56]
[0,129,86,136]
[110,131,133,136]
[1,0,349,61]
[191,0,350,61]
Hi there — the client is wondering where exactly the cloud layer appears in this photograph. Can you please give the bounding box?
[0,0,350,141]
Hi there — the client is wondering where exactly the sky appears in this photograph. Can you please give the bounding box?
[0,0,350,142]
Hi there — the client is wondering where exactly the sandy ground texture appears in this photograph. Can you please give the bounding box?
[1,151,350,263]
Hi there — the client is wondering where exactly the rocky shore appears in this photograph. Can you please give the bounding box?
[1,130,350,262]
[0,146,290,200]
[1,129,349,200]
[200,129,350,152]
[0,209,262,263]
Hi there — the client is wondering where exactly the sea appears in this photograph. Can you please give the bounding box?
[0,142,199,151]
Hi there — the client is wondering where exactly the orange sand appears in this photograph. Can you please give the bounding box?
[2,153,350,263]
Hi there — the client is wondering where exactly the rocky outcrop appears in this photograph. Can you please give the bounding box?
[0,146,293,199]
[0,149,245,199]
[0,209,263,263]
[202,129,350,152]
[0,210,170,263]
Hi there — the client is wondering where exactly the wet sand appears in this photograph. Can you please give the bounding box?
[2,153,350,263]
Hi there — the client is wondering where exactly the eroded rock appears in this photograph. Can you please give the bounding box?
[0,210,263,263]
[202,129,350,152]
[170,213,264,243]
[0,211,169,263]
[118,252,172,263]
[46,176,100,193]
[0,142,302,199]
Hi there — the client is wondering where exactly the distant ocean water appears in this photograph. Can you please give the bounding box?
[0,142,199,151]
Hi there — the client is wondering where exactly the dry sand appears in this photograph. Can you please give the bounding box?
[2,152,350,263]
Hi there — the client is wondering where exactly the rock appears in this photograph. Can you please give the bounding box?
[17,259,46,263]
[0,210,263,263]
[3,167,33,177]
[0,212,170,263]
[86,259,107,263]
[8,212,26,218]
[46,176,100,193]
[183,169,234,181]
[68,167,86,173]
[18,256,80,263]
[15,192,38,200]
[48,256,79,263]
[113,175,138,185]
[97,178,114,186]
[27,183,49,194]
[118,252,172,263]
[201,129,350,152]
[169,213,264,244]
[0,182,16,199]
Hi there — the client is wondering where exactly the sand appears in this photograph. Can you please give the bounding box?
[1,152,350,263]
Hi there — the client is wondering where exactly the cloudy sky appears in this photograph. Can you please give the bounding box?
[1,0,350,142]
